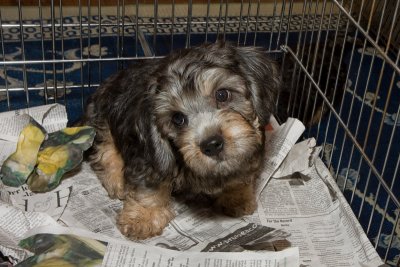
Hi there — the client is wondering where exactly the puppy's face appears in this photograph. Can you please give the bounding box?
[152,43,279,179]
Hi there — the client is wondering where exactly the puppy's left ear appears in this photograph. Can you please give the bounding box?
[235,45,281,126]
[147,82,177,182]
[149,123,176,178]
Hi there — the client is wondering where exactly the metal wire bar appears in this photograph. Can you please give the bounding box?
[215,0,223,41]
[275,0,287,48]
[99,0,103,81]
[301,0,328,125]
[170,0,175,52]
[326,0,361,169]
[302,0,329,119]
[289,0,312,118]
[371,107,400,246]
[356,0,400,158]
[205,0,211,43]
[308,0,335,136]
[1,84,101,93]
[243,0,252,45]
[185,0,193,48]
[17,0,29,108]
[117,0,121,60]
[59,0,66,105]
[332,0,400,75]
[78,0,85,110]
[87,0,92,103]
[1,17,276,28]
[1,22,132,27]
[383,212,399,262]
[320,0,353,165]
[121,0,126,63]
[275,0,294,111]
[332,0,370,179]
[314,2,345,140]
[357,50,400,220]
[267,0,278,51]
[0,45,273,66]
[0,49,292,66]
[297,0,319,121]
[282,0,294,48]
[50,0,57,103]
[286,0,307,117]
[223,0,229,41]
[0,48,282,94]
[340,0,389,203]
[153,0,159,55]
[135,0,139,57]
[0,56,165,66]
[354,0,400,218]
[283,45,400,210]
[252,0,261,46]
[38,0,48,104]
[0,9,10,110]
[236,0,244,46]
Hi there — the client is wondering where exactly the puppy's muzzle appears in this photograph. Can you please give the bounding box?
[200,134,224,157]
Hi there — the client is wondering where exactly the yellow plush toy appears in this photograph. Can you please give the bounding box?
[1,118,95,192]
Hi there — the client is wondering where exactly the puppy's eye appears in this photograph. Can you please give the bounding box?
[171,112,187,127]
[215,89,231,102]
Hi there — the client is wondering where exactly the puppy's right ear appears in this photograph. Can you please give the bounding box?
[235,46,281,126]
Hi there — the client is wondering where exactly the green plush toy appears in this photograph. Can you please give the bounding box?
[1,119,95,192]
[1,119,46,187]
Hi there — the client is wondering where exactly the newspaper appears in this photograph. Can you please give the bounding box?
[0,105,299,265]
[0,201,58,264]
[0,104,73,265]
[0,105,384,266]
[0,198,299,267]
[0,104,68,142]
[249,157,384,266]
[272,138,322,179]
[0,104,73,221]
[19,225,300,267]
[59,162,293,252]
[256,117,305,196]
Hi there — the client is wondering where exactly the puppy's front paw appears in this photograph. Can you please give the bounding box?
[117,201,175,240]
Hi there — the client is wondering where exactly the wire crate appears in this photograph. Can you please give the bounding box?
[0,0,399,265]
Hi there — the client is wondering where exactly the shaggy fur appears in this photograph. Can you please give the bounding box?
[84,42,280,239]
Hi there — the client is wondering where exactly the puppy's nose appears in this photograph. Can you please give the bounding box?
[200,135,224,157]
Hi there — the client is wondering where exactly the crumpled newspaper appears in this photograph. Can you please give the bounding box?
[272,138,322,179]
[0,118,95,192]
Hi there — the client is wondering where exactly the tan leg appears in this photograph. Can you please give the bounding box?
[90,131,126,199]
[214,181,257,217]
[117,183,175,240]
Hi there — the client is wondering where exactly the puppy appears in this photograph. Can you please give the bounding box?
[84,42,280,240]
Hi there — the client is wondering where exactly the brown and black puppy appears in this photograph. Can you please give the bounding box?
[84,42,280,239]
